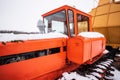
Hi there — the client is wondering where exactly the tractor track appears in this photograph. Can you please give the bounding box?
[58,47,120,80]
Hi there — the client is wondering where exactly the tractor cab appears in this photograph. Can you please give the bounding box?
[42,5,92,37]
[42,5,105,64]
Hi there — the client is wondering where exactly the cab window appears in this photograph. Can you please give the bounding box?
[44,10,67,34]
[77,14,89,33]
[68,10,74,36]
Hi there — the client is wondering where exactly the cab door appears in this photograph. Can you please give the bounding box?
[67,10,91,64]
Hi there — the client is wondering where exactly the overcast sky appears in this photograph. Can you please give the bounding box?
[0,0,99,32]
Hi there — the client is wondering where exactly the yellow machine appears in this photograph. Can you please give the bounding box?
[90,0,120,48]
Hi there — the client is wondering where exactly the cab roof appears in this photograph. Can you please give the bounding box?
[42,5,91,18]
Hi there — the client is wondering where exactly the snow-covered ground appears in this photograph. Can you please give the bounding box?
[103,49,109,54]
[59,59,120,80]
[112,67,120,80]
[58,67,120,80]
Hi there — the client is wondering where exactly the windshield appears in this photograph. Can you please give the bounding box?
[44,10,67,34]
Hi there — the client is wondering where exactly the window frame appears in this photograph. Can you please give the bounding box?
[76,13,90,34]
[43,9,68,34]
[67,9,75,37]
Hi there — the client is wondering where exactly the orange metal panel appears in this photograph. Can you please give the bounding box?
[0,52,66,80]
[32,63,79,80]
[67,36,105,64]
[0,38,66,56]
[42,5,91,18]
[83,39,91,62]
[91,38,105,58]
[67,37,84,64]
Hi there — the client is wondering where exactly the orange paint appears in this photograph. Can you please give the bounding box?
[67,36,105,64]
[0,38,66,56]
[0,5,106,80]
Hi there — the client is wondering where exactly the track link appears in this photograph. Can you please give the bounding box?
[58,47,120,80]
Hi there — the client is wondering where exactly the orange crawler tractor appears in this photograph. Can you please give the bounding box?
[0,5,106,80]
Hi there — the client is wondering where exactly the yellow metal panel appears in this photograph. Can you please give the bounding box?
[108,27,120,44]
[96,5,110,15]
[93,15,107,27]
[107,44,120,48]
[110,3,120,12]
[108,12,120,26]
[92,17,95,25]
[93,28,109,43]
[90,0,120,48]
[89,9,96,16]
[99,0,110,6]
